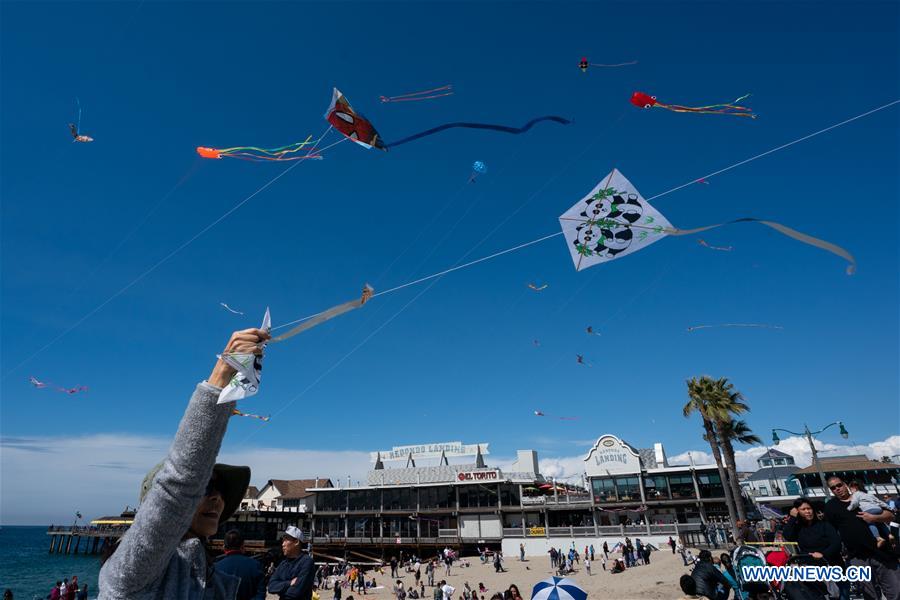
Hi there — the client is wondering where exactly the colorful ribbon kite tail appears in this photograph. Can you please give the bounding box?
[196,135,324,161]
[385,116,571,148]
[380,85,453,103]
[271,284,374,343]
[669,219,856,274]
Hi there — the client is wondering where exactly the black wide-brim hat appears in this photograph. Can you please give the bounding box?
[140,462,251,525]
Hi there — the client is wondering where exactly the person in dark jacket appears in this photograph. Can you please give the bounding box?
[782,498,843,566]
[690,550,731,600]
[269,526,316,600]
[215,529,266,600]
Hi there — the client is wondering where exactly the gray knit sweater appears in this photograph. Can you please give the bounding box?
[98,382,240,600]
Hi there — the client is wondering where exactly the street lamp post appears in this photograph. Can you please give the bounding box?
[772,421,849,497]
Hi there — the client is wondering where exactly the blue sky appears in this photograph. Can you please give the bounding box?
[1,1,898,524]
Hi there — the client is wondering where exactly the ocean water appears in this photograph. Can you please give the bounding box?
[0,526,100,599]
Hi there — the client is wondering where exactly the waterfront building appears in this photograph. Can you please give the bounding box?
[740,449,802,509]
[791,455,900,498]
[303,435,719,559]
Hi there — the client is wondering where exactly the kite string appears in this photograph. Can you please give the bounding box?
[644,98,900,203]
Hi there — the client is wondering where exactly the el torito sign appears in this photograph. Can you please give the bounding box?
[457,470,499,481]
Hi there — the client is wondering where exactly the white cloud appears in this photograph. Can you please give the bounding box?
[668,435,900,473]
[0,434,370,525]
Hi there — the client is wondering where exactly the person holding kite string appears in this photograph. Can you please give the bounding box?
[98,327,268,599]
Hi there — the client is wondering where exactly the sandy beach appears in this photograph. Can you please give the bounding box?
[282,548,701,600]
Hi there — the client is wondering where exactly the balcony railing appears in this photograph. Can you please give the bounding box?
[485,523,695,538]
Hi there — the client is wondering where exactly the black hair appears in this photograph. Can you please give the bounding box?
[697,549,713,562]
[679,575,697,595]
[224,529,243,550]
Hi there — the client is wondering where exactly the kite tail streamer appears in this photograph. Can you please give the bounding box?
[270,285,374,342]
[590,61,638,67]
[385,116,571,148]
[380,85,454,103]
[660,95,756,117]
[667,218,856,274]
[197,135,326,161]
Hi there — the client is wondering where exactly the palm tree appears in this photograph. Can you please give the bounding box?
[684,376,738,532]
[707,378,750,521]
[717,417,762,523]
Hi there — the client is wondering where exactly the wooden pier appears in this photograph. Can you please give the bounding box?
[46,525,126,555]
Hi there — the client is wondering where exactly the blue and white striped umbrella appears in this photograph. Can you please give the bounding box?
[531,577,587,600]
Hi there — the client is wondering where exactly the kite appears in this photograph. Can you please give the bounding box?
[61,386,89,395]
[469,160,487,183]
[579,57,637,72]
[30,376,88,394]
[232,408,270,422]
[68,98,94,143]
[576,354,591,366]
[559,169,856,274]
[385,115,571,149]
[586,326,600,336]
[325,88,387,150]
[528,283,548,291]
[325,88,570,150]
[271,284,374,343]
[29,376,49,388]
[630,92,757,118]
[196,135,323,162]
[220,302,245,315]
[217,308,271,404]
[534,410,580,420]
[687,324,784,332]
[696,178,710,185]
[380,84,453,103]
[532,339,541,347]
[698,239,733,252]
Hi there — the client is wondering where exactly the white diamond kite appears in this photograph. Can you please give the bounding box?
[559,169,671,271]
[559,169,856,274]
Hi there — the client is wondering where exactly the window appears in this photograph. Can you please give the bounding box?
[383,488,414,510]
[419,486,454,509]
[698,472,724,498]
[348,517,378,538]
[591,478,617,503]
[499,484,521,507]
[315,491,347,511]
[316,517,345,537]
[383,517,417,538]
[458,484,497,508]
[645,475,670,500]
[667,475,696,499]
[348,489,380,511]
[420,515,453,538]
[614,477,641,501]
[759,486,769,496]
